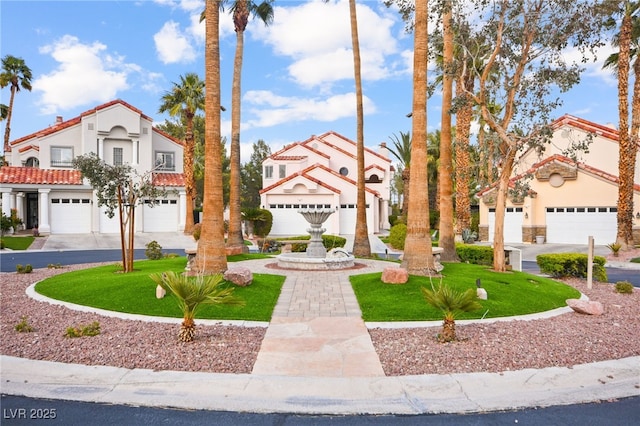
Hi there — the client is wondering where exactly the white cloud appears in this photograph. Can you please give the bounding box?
[154,21,197,64]
[34,35,131,114]
[250,0,402,88]
[242,89,376,129]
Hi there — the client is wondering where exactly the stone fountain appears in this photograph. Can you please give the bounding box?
[276,208,355,270]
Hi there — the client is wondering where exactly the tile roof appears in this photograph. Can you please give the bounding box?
[476,153,640,196]
[551,114,619,142]
[0,166,83,185]
[153,173,185,187]
[8,99,183,149]
[271,155,307,161]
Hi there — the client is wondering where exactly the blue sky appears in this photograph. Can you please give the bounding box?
[1,0,618,164]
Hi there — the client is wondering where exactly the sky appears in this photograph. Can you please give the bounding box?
[1,0,619,164]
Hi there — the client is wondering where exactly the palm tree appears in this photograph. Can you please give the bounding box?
[388,131,412,222]
[226,0,274,255]
[151,271,243,342]
[0,55,32,151]
[402,0,437,275]
[437,1,458,262]
[159,73,205,234]
[197,0,228,274]
[603,1,640,251]
[349,0,370,257]
[421,284,481,342]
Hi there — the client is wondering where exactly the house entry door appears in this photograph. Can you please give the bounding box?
[26,193,39,229]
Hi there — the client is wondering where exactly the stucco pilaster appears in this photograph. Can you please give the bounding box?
[38,189,51,234]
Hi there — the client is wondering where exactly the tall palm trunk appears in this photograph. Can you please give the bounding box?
[402,0,436,275]
[350,0,370,257]
[616,12,635,250]
[183,113,196,234]
[438,4,457,261]
[227,0,250,255]
[197,0,228,274]
[3,83,16,150]
[454,74,474,236]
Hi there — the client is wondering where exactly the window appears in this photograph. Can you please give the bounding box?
[339,166,349,176]
[279,164,286,178]
[155,151,175,171]
[51,147,73,167]
[24,157,39,168]
[264,165,273,179]
[113,147,123,166]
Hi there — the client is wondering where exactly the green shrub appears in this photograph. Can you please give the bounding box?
[389,223,407,250]
[16,264,33,274]
[47,263,63,269]
[455,244,493,265]
[388,214,399,226]
[470,210,480,233]
[429,210,440,231]
[322,234,346,249]
[65,321,101,338]
[536,253,608,282]
[615,281,634,294]
[192,223,202,241]
[14,316,34,333]
[253,209,273,237]
[145,240,163,260]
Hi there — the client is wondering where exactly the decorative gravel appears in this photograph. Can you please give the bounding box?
[1,262,638,376]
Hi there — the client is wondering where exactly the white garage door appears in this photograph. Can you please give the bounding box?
[488,207,523,243]
[339,203,357,235]
[50,197,91,234]
[99,206,121,233]
[268,203,334,235]
[143,199,179,232]
[546,207,617,244]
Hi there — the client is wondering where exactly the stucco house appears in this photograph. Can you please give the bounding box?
[259,131,393,236]
[1,99,186,235]
[477,114,640,245]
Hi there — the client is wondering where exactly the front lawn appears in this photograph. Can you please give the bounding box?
[351,262,580,321]
[1,236,35,250]
[35,256,285,321]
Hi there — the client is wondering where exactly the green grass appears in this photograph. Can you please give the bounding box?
[1,236,35,250]
[351,262,580,321]
[35,257,285,321]
[630,257,640,264]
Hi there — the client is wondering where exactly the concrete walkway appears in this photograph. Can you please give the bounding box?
[1,236,639,415]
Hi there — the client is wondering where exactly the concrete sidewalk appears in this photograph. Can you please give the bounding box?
[2,257,639,415]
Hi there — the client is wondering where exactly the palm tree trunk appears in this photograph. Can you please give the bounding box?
[227,19,248,255]
[402,0,436,275]
[197,0,228,274]
[616,12,634,250]
[183,116,196,234]
[438,4,457,262]
[3,85,16,150]
[349,0,370,257]
[441,317,456,342]
[179,317,196,342]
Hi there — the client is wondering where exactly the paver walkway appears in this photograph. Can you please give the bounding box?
[246,259,389,377]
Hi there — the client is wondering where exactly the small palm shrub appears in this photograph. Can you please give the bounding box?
[151,271,244,342]
[15,316,34,333]
[421,284,482,342]
[65,321,101,338]
[145,240,163,260]
[606,242,622,257]
[615,281,634,294]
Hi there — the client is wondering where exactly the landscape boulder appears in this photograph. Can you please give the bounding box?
[566,299,604,315]
[381,267,409,284]
[224,267,253,287]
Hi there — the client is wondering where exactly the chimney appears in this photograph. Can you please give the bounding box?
[56,116,63,124]
[378,142,389,157]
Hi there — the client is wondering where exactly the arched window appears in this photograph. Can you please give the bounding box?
[24,157,40,168]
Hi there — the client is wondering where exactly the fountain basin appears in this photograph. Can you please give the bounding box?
[276,251,355,270]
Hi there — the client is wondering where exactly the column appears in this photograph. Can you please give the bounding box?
[178,190,186,232]
[16,192,25,229]
[98,138,104,159]
[38,189,51,234]
[1,187,12,217]
[133,140,139,165]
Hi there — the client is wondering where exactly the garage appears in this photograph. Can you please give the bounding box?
[50,197,92,234]
[143,199,179,232]
[488,207,523,243]
[545,206,617,244]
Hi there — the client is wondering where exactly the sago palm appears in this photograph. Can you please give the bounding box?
[151,271,244,342]
[421,284,481,343]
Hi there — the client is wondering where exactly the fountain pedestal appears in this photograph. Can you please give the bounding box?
[276,209,355,270]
